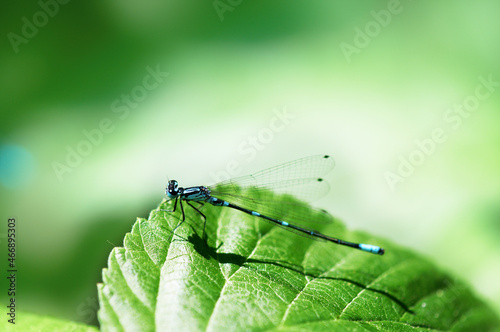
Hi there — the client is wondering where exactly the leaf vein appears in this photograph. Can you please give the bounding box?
[337,259,409,319]
[278,248,358,327]
[205,223,267,331]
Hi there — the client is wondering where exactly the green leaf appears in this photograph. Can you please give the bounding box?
[98,192,500,331]
[0,311,99,332]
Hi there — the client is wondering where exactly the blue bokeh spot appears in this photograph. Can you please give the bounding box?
[0,144,36,189]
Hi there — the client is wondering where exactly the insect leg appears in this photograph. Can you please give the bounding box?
[186,201,207,240]
[159,196,177,213]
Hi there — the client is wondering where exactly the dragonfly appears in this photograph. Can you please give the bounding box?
[162,155,384,255]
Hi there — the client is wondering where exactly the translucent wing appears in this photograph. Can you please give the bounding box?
[210,155,335,201]
[207,155,336,226]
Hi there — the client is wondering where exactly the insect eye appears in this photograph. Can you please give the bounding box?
[168,180,179,192]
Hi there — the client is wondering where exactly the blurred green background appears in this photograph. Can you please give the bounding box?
[1,0,499,327]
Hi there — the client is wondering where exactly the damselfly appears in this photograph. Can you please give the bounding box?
[162,155,384,255]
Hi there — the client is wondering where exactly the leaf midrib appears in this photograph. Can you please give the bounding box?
[205,221,265,331]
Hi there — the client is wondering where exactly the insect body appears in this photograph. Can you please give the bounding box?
[163,155,384,255]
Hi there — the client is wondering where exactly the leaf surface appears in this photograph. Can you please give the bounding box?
[1,311,99,332]
[98,192,500,331]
